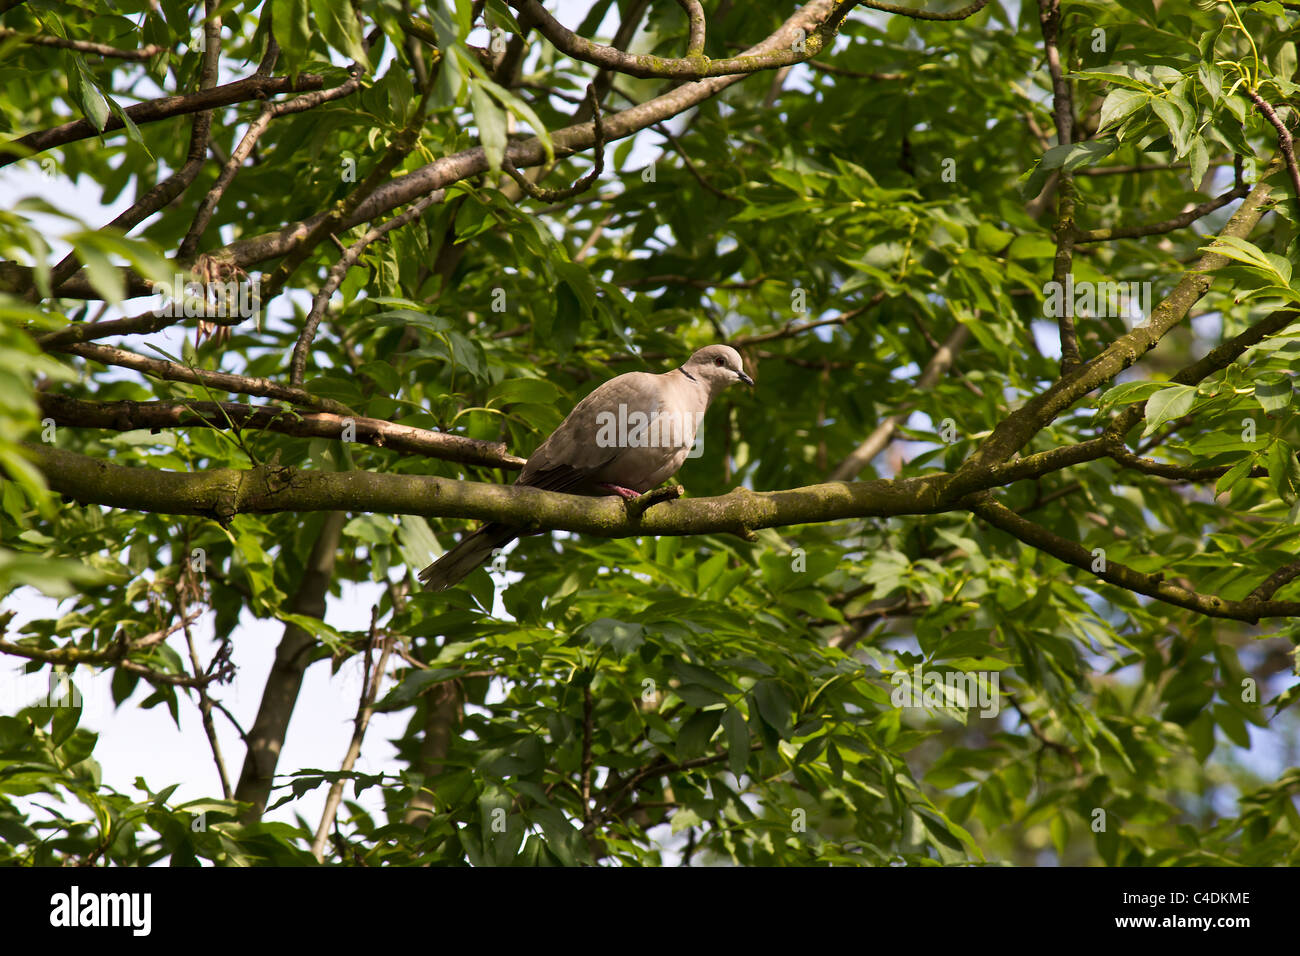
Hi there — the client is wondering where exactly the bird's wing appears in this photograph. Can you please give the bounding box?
[517,368,714,492]
[519,371,656,487]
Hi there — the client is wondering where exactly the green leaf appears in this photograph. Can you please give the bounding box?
[752,680,793,737]
[1097,89,1147,131]
[676,709,722,760]
[1151,97,1188,155]
[488,377,561,406]
[457,51,555,165]
[723,707,749,778]
[1216,456,1255,495]
[468,80,507,172]
[310,0,369,66]
[1198,63,1223,103]
[1188,136,1209,190]
[669,807,702,834]
[1023,138,1118,197]
[1206,237,1292,288]
[1098,380,1171,408]
[271,0,312,74]
[73,241,125,305]
[581,618,645,655]
[1275,41,1296,83]
[68,56,109,132]
[1142,384,1197,437]
[1254,373,1294,413]
[1266,440,1300,505]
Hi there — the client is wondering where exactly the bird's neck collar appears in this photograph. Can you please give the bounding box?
[677,365,698,384]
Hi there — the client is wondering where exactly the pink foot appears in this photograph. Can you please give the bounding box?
[597,482,643,500]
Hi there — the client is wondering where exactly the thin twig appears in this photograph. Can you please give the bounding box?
[581,683,594,824]
[56,341,356,415]
[503,84,606,202]
[312,605,393,861]
[289,189,441,386]
[0,28,164,59]
[1245,88,1300,218]
[1076,182,1249,243]
[177,567,232,799]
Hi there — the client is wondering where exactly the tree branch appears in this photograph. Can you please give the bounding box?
[858,0,991,19]
[502,84,606,203]
[24,441,951,534]
[674,0,707,57]
[36,305,245,350]
[967,492,1300,623]
[1,2,851,300]
[829,321,970,481]
[0,73,326,167]
[234,511,347,820]
[35,394,524,469]
[510,0,861,79]
[289,190,442,387]
[55,342,357,415]
[0,27,164,59]
[1075,181,1250,243]
[1246,88,1300,217]
[947,161,1282,493]
[311,605,393,861]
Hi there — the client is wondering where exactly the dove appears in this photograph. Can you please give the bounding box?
[418,344,753,591]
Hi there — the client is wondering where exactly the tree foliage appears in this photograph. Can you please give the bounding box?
[1,0,1300,866]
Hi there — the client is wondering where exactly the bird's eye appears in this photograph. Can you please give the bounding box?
[714,357,724,366]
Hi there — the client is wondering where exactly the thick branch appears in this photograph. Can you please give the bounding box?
[1037,0,1079,371]
[235,512,346,820]
[25,442,950,534]
[1103,307,1300,442]
[1249,560,1300,601]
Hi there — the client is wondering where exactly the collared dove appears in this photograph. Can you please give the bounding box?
[418,344,754,591]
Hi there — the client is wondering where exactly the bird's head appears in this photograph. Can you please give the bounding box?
[682,344,753,396]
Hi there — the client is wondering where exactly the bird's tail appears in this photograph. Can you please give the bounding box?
[418,522,519,591]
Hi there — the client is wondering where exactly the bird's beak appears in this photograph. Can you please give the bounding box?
[737,370,754,386]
